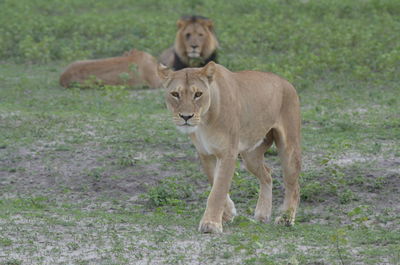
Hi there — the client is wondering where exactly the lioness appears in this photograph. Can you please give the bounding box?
[158,62,301,233]
[59,49,161,88]
[159,15,218,70]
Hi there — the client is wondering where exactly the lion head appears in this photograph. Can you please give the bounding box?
[174,16,218,66]
[157,62,216,134]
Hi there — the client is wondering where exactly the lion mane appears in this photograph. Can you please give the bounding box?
[159,15,219,70]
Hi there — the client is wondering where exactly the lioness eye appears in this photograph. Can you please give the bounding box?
[185,33,191,39]
[194,92,203,99]
[171,92,180,99]
[198,33,203,37]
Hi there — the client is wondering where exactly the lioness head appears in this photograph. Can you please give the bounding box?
[158,62,216,134]
[123,49,149,60]
[175,16,218,62]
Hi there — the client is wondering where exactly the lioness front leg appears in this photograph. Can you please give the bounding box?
[199,155,236,233]
[199,153,236,224]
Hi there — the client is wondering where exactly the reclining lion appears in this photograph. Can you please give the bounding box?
[158,62,301,233]
[159,15,218,70]
[59,49,161,88]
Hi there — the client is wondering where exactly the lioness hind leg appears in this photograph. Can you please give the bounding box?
[273,127,301,226]
[241,139,273,223]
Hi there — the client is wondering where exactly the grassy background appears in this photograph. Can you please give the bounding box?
[0,0,399,264]
[1,0,399,86]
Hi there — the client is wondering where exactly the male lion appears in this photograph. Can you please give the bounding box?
[59,49,161,88]
[159,15,218,70]
[158,62,301,233]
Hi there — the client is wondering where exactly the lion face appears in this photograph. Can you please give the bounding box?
[157,63,216,134]
[181,23,208,58]
[175,17,218,63]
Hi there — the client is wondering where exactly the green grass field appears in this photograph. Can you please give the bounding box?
[0,0,399,264]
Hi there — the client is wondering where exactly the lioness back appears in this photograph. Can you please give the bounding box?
[59,49,161,88]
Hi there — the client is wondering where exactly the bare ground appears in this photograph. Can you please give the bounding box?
[0,125,399,264]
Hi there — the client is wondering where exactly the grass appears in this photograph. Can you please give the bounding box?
[0,197,398,264]
[1,0,400,264]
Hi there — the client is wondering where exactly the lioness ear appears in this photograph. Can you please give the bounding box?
[200,61,216,83]
[157,64,173,86]
[124,48,137,57]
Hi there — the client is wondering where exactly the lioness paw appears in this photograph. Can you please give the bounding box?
[254,212,270,223]
[274,215,295,226]
[198,221,223,234]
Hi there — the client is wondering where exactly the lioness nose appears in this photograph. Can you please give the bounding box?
[191,45,198,49]
[179,114,194,121]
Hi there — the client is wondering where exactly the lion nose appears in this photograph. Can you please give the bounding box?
[191,45,198,49]
[179,114,194,121]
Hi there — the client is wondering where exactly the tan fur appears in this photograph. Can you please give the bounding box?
[158,62,301,233]
[159,17,218,68]
[59,49,161,88]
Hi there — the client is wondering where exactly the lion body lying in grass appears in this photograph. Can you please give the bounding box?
[159,15,218,70]
[158,62,301,233]
[59,49,161,88]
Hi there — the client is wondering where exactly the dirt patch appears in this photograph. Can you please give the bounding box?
[0,142,182,203]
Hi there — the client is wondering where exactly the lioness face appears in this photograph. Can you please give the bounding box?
[166,74,211,134]
[158,64,216,134]
[182,23,208,59]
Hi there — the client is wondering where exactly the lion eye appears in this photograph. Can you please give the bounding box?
[185,33,191,39]
[194,92,203,99]
[171,92,180,99]
[198,33,204,37]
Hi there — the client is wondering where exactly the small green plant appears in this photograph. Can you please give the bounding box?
[118,72,131,84]
[339,188,355,204]
[67,242,80,251]
[69,75,103,89]
[144,176,195,207]
[129,63,138,73]
[87,168,104,181]
[101,85,129,100]
[0,237,12,247]
[2,259,23,265]
[222,251,233,259]
[331,228,348,265]
[347,205,370,227]
[116,154,136,168]
[287,255,300,265]
[301,181,324,202]
[370,176,386,191]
